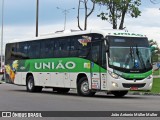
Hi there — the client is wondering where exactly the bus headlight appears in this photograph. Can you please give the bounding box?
[149,83,153,88]
[112,82,118,87]
[108,71,119,79]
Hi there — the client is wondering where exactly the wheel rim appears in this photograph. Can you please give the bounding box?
[28,79,33,90]
[81,81,89,94]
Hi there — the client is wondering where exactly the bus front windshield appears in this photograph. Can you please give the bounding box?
[108,36,152,72]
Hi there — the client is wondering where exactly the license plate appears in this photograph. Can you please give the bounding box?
[130,87,138,90]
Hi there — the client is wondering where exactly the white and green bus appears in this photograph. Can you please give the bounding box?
[5,29,153,97]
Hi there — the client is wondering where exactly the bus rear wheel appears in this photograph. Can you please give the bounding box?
[111,91,128,97]
[77,77,95,96]
[26,76,42,92]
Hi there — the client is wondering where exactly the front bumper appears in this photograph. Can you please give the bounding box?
[106,74,153,91]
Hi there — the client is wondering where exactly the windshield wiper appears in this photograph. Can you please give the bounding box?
[131,46,136,69]
[130,46,136,63]
[129,46,133,60]
[136,45,146,69]
[124,46,134,68]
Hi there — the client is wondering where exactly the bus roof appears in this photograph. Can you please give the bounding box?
[7,29,147,44]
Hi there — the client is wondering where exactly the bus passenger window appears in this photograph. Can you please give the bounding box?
[40,39,54,58]
[16,42,29,59]
[28,42,40,59]
[5,43,17,60]
[70,37,79,57]
[78,37,91,58]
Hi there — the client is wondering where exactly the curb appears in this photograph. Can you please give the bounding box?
[153,76,160,78]
[129,92,160,96]
[0,80,5,84]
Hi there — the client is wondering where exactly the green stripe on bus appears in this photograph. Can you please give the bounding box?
[113,70,152,79]
[16,58,106,73]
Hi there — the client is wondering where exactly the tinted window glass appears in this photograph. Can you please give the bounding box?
[28,41,40,59]
[40,39,54,58]
[70,37,79,57]
[60,38,70,57]
[5,43,17,60]
[54,38,70,58]
[91,42,100,64]
[77,35,91,58]
[109,36,149,47]
[16,42,29,59]
[54,39,62,58]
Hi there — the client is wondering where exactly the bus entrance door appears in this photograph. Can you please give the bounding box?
[90,41,101,90]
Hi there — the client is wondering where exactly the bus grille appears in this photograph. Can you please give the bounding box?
[122,83,146,88]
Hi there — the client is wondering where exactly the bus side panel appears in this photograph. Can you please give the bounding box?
[69,73,77,88]
[14,72,21,85]
[21,72,27,85]
[50,72,64,88]
[71,72,92,89]
[87,73,92,89]
[69,72,91,89]
[100,73,107,90]
[5,60,17,84]
[29,72,41,86]
[20,72,40,86]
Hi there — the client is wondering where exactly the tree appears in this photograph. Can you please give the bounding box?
[77,0,96,30]
[149,39,160,62]
[95,0,141,29]
[149,39,160,53]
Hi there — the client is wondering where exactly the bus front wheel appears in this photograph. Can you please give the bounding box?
[77,77,95,96]
[111,91,128,97]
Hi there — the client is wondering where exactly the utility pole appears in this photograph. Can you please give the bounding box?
[36,0,39,37]
[1,0,4,72]
[57,7,75,30]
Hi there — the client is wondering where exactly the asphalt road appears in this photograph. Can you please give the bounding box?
[0,83,160,120]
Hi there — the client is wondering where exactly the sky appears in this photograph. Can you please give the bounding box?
[0,0,160,53]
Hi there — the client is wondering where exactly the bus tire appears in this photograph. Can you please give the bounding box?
[26,75,37,92]
[77,77,95,96]
[111,91,128,97]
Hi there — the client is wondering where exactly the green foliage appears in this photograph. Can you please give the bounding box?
[97,12,108,20]
[149,39,160,54]
[152,55,159,63]
[149,39,160,62]
[153,70,160,76]
[151,78,160,93]
[95,0,141,29]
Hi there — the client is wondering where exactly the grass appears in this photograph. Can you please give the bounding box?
[153,70,160,75]
[129,78,160,94]
[152,70,160,93]
[151,78,160,94]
